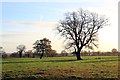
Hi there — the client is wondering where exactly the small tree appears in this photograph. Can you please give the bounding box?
[10,52,19,58]
[0,47,5,54]
[33,38,52,59]
[56,9,108,60]
[0,47,7,58]
[111,48,117,53]
[48,50,58,57]
[60,50,68,56]
[17,45,26,58]
[25,50,33,58]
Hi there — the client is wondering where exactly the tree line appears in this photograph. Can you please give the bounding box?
[1,46,119,59]
[0,38,71,58]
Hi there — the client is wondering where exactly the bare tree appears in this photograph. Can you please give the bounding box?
[56,9,108,60]
[17,45,26,58]
[0,47,5,54]
[111,48,117,54]
[0,47,6,58]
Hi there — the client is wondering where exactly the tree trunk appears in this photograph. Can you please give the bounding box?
[40,53,43,59]
[76,50,82,60]
[19,51,22,58]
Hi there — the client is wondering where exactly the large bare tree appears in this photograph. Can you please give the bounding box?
[57,9,108,60]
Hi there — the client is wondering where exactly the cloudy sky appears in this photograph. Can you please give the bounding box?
[0,0,118,53]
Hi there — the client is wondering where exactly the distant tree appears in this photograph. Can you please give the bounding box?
[0,47,7,58]
[46,50,58,57]
[0,47,5,54]
[25,50,33,58]
[60,50,68,56]
[33,38,52,59]
[50,50,58,57]
[2,53,8,58]
[16,45,26,58]
[10,52,19,58]
[56,8,108,60]
[111,48,117,53]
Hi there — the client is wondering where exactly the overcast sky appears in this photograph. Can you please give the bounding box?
[0,0,119,53]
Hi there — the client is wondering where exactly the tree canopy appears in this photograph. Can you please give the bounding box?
[33,38,52,59]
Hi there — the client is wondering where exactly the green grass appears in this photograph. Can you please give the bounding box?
[2,56,119,80]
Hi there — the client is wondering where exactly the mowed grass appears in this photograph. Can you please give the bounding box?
[2,56,119,80]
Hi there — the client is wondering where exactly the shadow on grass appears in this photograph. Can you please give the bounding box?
[41,59,77,62]
[2,60,40,64]
[41,58,118,63]
[2,59,77,64]
[2,58,118,64]
[82,59,118,63]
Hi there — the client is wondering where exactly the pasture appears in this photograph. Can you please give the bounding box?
[2,56,119,80]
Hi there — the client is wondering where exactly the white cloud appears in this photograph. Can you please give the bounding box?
[1,21,57,28]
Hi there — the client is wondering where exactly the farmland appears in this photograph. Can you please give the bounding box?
[2,56,120,80]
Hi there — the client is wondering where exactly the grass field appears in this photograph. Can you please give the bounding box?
[2,56,120,80]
